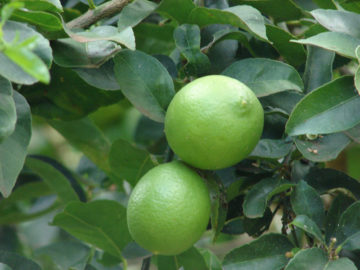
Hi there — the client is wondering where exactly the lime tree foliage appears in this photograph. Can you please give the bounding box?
[1,0,360,269]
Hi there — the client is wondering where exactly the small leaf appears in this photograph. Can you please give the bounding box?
[284,248,328,270]
[291,215,324,243]
[286,76,360,136]
[0,75,16,142]
[0,251,41,270]
[294,133,351,162]
[290,181,325,228]
[25,157,79,204]
[198,248,222,270]
[311,9,360,39]
[222,58,303,97]
[173,24,210,76]
[117,0,157,32]
[324,258,357,270]
[157,0,196,24]
[292,32,360,59]
[52,200,132,259]
[113,49,175,122]
[223,234,293,270]
[177,247,208,270]
[250,139,293,159]
[0,91,31,197]
[109,139,155,186]
[243,178,294,218]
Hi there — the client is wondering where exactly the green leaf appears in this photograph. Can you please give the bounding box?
[174,24,210,76]
[113,49,175,122]
[177,247,208,270]
[222,217,245,235]
[284,248,328,270]
[189,5,268,42]
[49,118,112,173]
[325,193,355,244]
[231,0,304,22]
[21,64,123,120]
[290,181,325,228]
[311,9,360,39]
[292,32,360,59]
[305,168,360,199]
[0,75,16,142]
[66,26,135,50]
[0,251,41,270]
[25,157,79,204]
[266,24,306,67]
[52,200,132,259]
[52,38,120,68]
[74,60,120,90]
[222,58,303,97]
[291,215,324,243]
[243,178,294,218]
[157,0,196,24]
[117,0,157,32]
[198,248,222,270]
[0,92,31,197]
[223,234,293,270]
[0,20,52,84]
[109,139,155,186]
[250,139,293,159]
[21,0,63,13]
[11,9,63,32]
[355,63,360,95]
[303,46,334,93]
[294,133,351,162]
[324,258,357,270]
[35,241,90,270]
[335,201,360,247]
[286,76,360,136]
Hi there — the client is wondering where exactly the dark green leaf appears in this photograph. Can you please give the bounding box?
[222,58,303,97]
[21,64,123,120]
[266,24,306,67]
[0,92,31,197]
[189,5,268,41]
[244,207,273,237]
[291,215,324,243]
[0,76,16,142]
[35,241,91,270]
[21,0,63,13]
[109,139,155,186]
[25,157,79,204]
[286,76,360,136]
[290,181,325,228]
[174,24,210,75]
[74,60,120,90]
[250,139,293,159]
[11,9,62,32]
[335,202,360,247]
[0,251,41,270]
[177,247,208,270]
[294,133,351,162]
[325,193,355,244]
[292,32,360,59]
[52,38,120,68]
[243,178,294,218]
[0,21,52,84]
[198,248,222,270]
[311,9,360,39]
[157,0,196,24]
[324,258,357,270]
[303,46,334,93]
[223,234,293,270]
[305,168,360,199]
[49,118,112,174]
[113,49,175,122]
[355,65,360,95]
[222,217,245,235]
[284,248,328,270]
[117,0,157,32]
[52,200,131,259]
[260,91,303,115]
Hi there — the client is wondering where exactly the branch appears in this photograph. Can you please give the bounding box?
[66,0,130,29]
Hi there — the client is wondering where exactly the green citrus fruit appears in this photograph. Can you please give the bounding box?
[126,161,211,256]
[164,75,264,170]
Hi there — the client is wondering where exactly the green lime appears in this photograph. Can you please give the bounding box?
[164,75,264,170]
[126,161,211,255]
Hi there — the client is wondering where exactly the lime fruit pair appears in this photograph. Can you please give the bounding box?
[127,75,264,255]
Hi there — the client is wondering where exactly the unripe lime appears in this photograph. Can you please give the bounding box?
[126,161,211,255]
[165,75,264,170]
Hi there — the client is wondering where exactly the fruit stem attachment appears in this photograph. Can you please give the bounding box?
[67,0,130,29]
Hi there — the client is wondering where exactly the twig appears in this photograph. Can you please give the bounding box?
[67,0,130,29]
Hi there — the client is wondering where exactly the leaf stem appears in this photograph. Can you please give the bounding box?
[290,224,300,247]
[87,0,96,9]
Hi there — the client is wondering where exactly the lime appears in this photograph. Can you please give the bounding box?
[164,75,264,170]
[126,161,211,255]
